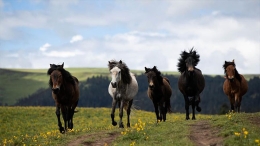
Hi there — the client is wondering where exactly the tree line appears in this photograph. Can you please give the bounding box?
[15,74,260,114]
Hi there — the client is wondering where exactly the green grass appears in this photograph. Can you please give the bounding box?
[0,107,260,146]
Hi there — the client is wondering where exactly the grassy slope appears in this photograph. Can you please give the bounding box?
[0,107,259,146]
[0,68,259,105]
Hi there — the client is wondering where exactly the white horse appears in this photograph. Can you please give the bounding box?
[108,60,138,128]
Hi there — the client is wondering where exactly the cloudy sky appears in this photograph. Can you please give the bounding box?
[0,0,259,74]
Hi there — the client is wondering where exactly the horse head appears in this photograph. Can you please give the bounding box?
[108,60,132,88]
[145,66,162,90]
[177,48,200,75]
[49,63,64,94]
[223,59,241,82]
[110,66,121,88]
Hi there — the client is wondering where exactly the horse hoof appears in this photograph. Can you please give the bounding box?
[196,107,201,112]
[186,117,190,120]
[192,117,196,120]
[112,121,117,126]
[127,123,130,128]
[59,127,65,134]
[119,124,124,128]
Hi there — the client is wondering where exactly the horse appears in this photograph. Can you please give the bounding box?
[177,48,205,120]
[223,59,248,112]
[144,66,172,122]
[108,60,138,128]
[47,62,80,133]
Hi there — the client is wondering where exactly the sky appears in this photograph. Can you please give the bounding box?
[0,0,259,74]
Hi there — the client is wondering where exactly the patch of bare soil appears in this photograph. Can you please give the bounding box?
[66,131,120,146]
[189,121,223,146]
[247,115,260,128]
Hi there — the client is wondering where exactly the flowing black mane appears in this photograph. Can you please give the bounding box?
[108,60,132,84]
[47,64,75,87]
[223,61,242,82]
[145,66,163,85]
[177,48,200,73]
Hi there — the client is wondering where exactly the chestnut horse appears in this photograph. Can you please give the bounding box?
[223,60,248,112]
[145,66,172,122]
[47,63,79,133]
[108,60,138,128]
[177,48,205,120]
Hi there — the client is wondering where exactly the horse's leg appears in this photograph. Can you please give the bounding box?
[185,96,190,120]
[229,95,235,111]
[235,94,241,112]
[111,99,118,126]
[195,94,201,112]
[118,100,124,128]
[192,101,196,120]
[160,101,166,122]
[55,105,65,133]
[61,106,68,132]
[127,99,133,128]
[69,100,78,129]
[153,100,160,122]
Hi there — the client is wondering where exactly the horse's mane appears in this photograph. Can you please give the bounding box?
[145,66,163,85]
[47,63,75,87]
[223,60,242,82]
[177,48,200,73]
[108,60,132,84]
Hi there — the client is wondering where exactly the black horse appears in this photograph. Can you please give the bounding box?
[177,48,205,120]
[47,63,80,133]
[145,66,172,122]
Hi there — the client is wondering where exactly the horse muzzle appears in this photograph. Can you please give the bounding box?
[111,82,117,88]
[52,88,60,94]
[149,85,154,90]
[228,76,234,82]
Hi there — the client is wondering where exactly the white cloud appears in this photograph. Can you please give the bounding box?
[39,43,51,52]
[43,50,84,58]
[70,35,83,43]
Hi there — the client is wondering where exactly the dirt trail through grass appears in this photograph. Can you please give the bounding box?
[189,120,223,146]
[66,131,120,146]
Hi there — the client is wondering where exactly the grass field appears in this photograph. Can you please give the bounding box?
[0,107,260,146]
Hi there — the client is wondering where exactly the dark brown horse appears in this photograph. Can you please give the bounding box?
[145,66,172,122]
[47,62,79,133]
[223,59,248,112]
[177,48,205,120]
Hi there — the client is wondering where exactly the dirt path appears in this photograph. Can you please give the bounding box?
[189,121,223,146]
[66,131,120,146]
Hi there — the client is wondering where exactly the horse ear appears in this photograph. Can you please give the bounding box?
[152,66,156,70]
[61,62,64,68]
[145,67,148,73]
[232,59,235,63]
[50,64,53,68]
[119,60,122,64]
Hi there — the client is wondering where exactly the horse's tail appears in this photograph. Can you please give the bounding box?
[166,98,172,113]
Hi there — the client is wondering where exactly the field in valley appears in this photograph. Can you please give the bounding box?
[1,107,260,146]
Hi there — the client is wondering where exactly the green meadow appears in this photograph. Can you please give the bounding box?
[0,107,260,146]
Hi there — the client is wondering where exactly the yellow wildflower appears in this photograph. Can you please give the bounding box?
[234,132,240,136]
[255,139,259,143]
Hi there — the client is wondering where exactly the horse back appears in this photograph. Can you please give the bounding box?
[194,69,205,93]
[162,77,172,98]
[239,74,248,96]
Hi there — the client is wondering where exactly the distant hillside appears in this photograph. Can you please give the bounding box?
[0,68,175,105]
[15,74,260,114]
[0,68,259,106]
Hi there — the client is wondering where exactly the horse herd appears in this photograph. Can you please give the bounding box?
[47,48,248,133]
